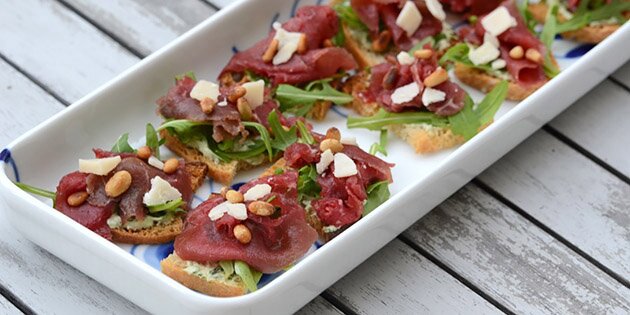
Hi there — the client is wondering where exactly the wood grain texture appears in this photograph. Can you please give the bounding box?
[62,0,216,56]
[0,59,146,315]
[550,80,630,177]
[478,131,630,281]
[328,239,502,314]
[296,296,343,315]
[206,0,235,9]
[404,184,630,314]
[0,295,21,315]
[0,0,138,103]
[612,60,630,88]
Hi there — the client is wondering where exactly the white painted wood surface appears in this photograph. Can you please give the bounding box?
[0,0,628,314]
[404,184,630,314]
[479,131,630,281]
[62,0,216,56]
[0,295,21,315]
[328,240,501,314]
[550,79,630,177]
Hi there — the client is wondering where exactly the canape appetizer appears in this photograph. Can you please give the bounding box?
[16,126,208,243]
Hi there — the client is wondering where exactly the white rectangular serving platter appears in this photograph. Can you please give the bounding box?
[0,0,628,314]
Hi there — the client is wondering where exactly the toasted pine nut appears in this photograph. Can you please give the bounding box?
[163,158,179,174]
[233,224,252,244]
[371,30,391,53]
[226,190,244,204]
[320,138,344,153]
[228,86,247,103]
[248,201,275,216]
[325,127,341,141]
[413,49,433,59]
[423,67,448,88]
[323,39,334,47]
[220,186,229,198]
[297,33,308,54]
[237,98,253,121]
[382,67,399,90]
[67,191,88,207]
[200,98,215,114]
[262,39,279,63]
[509,46,524,59]
[525,48,542,63]
[136,146,151,160]
[105,171,132,198]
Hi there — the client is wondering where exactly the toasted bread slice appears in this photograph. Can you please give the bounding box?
[454,63,547,101]
[161,253,247,297]
[160,130,264,185]
[112,217,183,244]
[343,72,466,153]
[528,3,622,44]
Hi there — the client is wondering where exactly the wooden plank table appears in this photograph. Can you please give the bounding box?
[0,1,628,314]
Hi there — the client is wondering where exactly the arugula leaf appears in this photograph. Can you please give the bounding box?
[145,123,160,159]
[219,261,234,278]
[369,129,388,156]
[332,24,346,47]
[111,133,136,154]
[518,0,538,33]
[556,0,630,33]
[333,1,368,31]
[539,4,561,78]
[267,111,298,151]
[158,119,209,142]
[347,109,448,131]
[175,71,196,82]
[362,181,390,216]
[234,261,262,292]
[147,198,185,215]
[244,70,269,85]
[297,164,321,202]
[14,182,56,204]
[296,120,315,145]
[275,78,353,117]
[439,43,494,72]
[242,121,274,161]
[474,81,509,126]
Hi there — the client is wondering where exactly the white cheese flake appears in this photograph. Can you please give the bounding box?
[243,183,272,201]
[147,156,164,170]
[189,80,220,102]
[316,149,334,174]
[396,1,423,36]
[426,0,446,21]
[143,176,182,206]
[333,153,358,178]
[396,52,415,65]
[272,22,303,65]
[217,99,228,107]
[468,41,501,65]
[422,87,446,106]
[78,156,121,176]
[391,82,420,104]
[208,201,248,221]
[491,58,507,70]
[242,80,265,108]
[340,137,358,146]
[484,32,500,48]
[209,201,230,221]
[481,6,517,36]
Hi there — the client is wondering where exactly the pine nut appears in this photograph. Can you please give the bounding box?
[237,98,253,121]
[220,186,229,198]
[226,190,244,204]
[163,158,179,174]
[320,138,344,153]
[228,86,246,103]
[323,39,334,47]
[325,127,341,141]
[247,201,275,216]
[67,191,88,207]
[423,67,448,88]
[105,171,132,198]
[200,97,215,114]
[297,33,308,54]
[371,30,391,53]
[509,45,524,59]
[262,39,279,63]
[413,49,433,59]
[233,224,252,244]
[525,48,542,63]
[136,146,151,160]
